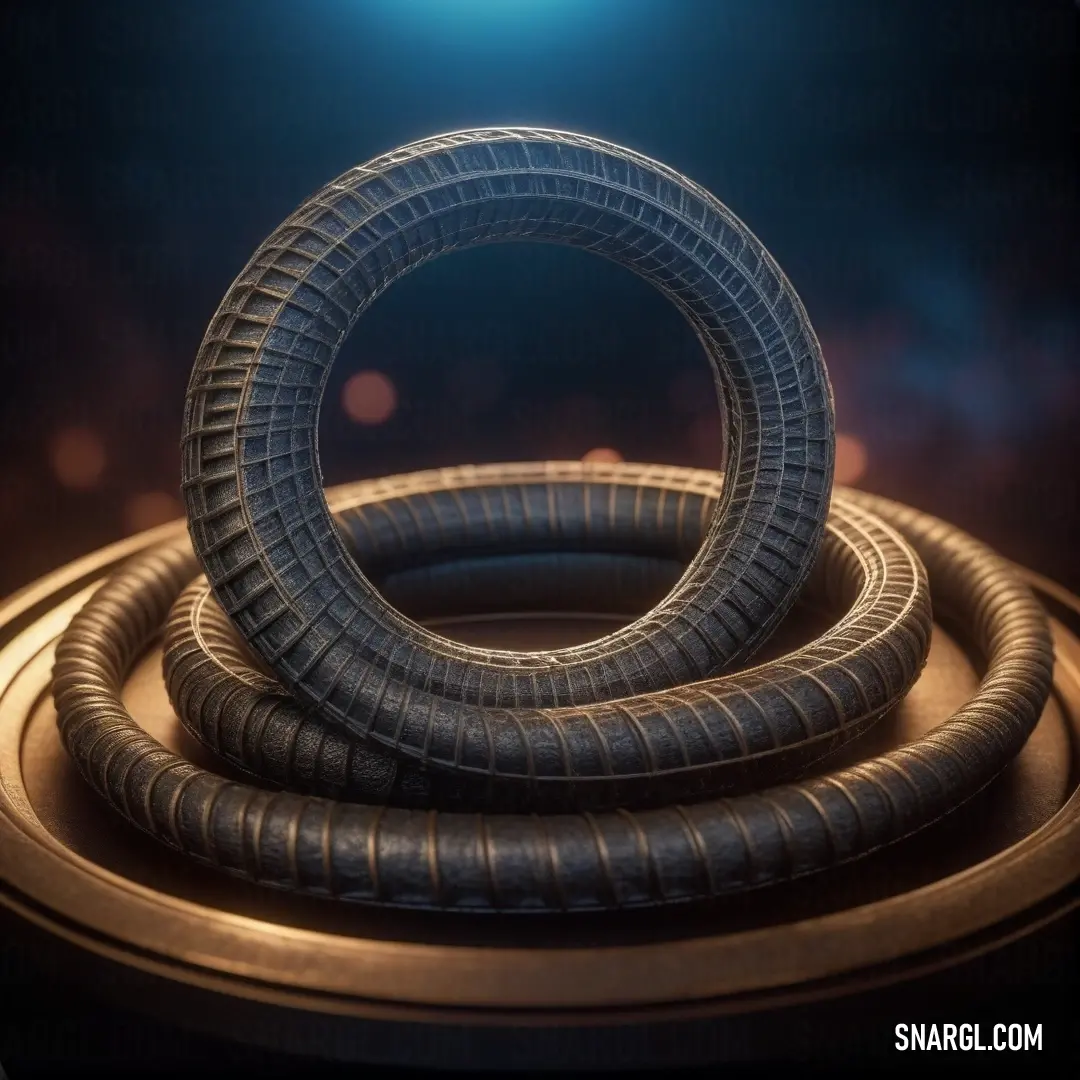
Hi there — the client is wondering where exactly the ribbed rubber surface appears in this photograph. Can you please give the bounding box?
[163,465,930,810]
[181,131,835,726]
[52,477,1053,911]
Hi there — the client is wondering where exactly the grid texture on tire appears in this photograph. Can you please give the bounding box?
[163,465,930,810]
[181,130,835,724]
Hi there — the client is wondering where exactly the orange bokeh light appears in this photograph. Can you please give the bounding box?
[50,427,106,490]
[342,370,397,425]
[124,491,184,534]
[835,432,869,486]
[582,447,624,464]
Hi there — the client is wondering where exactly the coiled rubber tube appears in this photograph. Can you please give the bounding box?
[52,471,1053,911]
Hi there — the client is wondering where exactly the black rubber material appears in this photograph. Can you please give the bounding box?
[181,131,836,726]
[166,552,692,811]
[162,465,930,810]
[52,475,1053,912]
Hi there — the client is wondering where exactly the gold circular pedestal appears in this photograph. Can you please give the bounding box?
[1,521,1079,1069]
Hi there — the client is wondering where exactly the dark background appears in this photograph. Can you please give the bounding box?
[0,0,1076,597]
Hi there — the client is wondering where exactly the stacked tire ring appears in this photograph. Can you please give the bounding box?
[52,129,1054,913]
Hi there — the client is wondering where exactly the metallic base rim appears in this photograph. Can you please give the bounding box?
[1,515,1079,1022]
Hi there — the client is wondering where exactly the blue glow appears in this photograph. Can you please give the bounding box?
[365,0,644,39]
[377,0,607,13]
